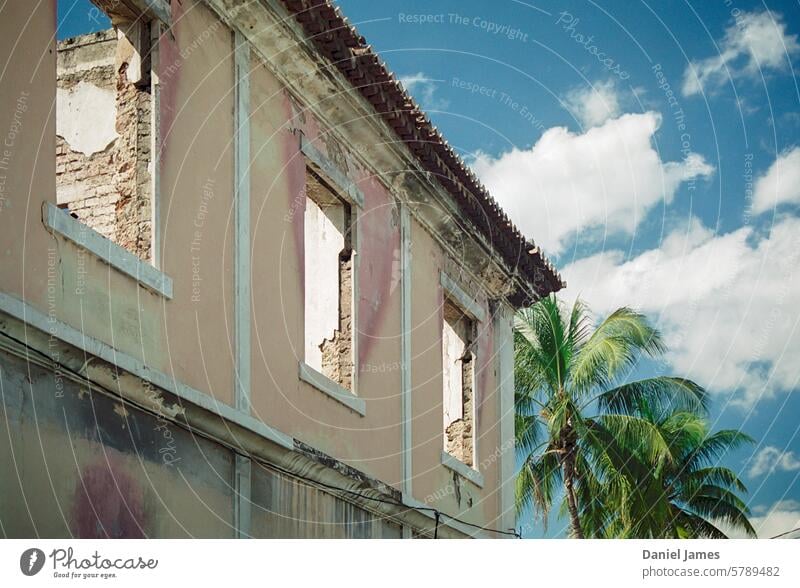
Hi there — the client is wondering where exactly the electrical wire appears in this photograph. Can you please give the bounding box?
[770,527,800,539]
[0,329,521,538]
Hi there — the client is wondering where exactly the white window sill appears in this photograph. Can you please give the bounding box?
[440,451,484,488]
[43,202,173,298]
[298,361,365,416]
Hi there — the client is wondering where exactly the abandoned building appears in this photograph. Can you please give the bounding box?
[0,0,563,538]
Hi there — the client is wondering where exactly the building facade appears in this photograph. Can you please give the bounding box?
[0,0,562,538]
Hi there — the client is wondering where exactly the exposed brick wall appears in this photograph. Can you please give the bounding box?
[444,303,475,466]
[445,355,474,466]
[56,29,152,261]
[320,253,354,390]
[113,59,152,258]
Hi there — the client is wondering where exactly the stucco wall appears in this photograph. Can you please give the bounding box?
[0,0,513,535]
[0,346,405,538]
[0,348,236,538]
[410,217,502,526]
[158,0,236,407]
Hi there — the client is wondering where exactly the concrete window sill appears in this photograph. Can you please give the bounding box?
[43,202,173,299]
[440,272,485,322]
[299,134,364,208]
[298,361,366,416]
[440,450,485,488]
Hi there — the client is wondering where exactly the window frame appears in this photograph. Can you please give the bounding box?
[439,271,485,482]
[297,134,365,416]
[49,2,169,292]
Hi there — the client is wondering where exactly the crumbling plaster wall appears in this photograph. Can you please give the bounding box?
[247,58,404,486]
[411,217,499,524]
[0,346,404,538]
[303,171,353,387]
[319,253,354,390]
[443,301,475,467]
[56,29,152,260]
[0,0,507,529]
[0,348,235,538]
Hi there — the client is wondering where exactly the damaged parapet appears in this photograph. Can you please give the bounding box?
[56,25,153,261]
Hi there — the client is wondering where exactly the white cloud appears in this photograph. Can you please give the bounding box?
[725,500,800,538]
[472,112,714,254]
[753,147,800,214]
[748,446,800,478]
[683,11,799,97]
[564,80,620,128]
[399,72,450,110]
[563,215,800,406]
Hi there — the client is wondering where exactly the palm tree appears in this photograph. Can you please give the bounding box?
[607,406,756,538]
[514,295,716,538]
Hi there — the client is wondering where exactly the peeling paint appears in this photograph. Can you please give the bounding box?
[56,82,117,155]
[113,402,129,419]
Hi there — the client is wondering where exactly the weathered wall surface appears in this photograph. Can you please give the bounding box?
[56,30,153,260]
[0,0,57,311]
[0,347,404,538]
[0,9,167,372]
[251,464,402,539]
[248,56,404,488]
[410,217,501,527]
[158,0,236,406]
[0,348,235,538]
[0,0,513,536]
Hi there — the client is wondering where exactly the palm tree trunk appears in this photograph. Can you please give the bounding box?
[563,445,584,538]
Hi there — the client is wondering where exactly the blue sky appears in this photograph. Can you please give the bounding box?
[59,1,800,538]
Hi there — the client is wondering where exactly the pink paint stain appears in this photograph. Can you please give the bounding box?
[156,1,184,164]
[283,127,307,295]
[72,459,146,539]
[356,176,400,366]
[475,312,494,425]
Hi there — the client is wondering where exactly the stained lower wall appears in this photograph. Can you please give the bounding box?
[0,347,404,538]
[251,465,402,539]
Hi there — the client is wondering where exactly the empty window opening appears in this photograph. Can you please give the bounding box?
[443,298,475,466]
[303,168,354,391]
[56,2,155,261]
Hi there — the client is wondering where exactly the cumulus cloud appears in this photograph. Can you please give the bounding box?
[472,112,714,254]
[562,215,800,406]
[399,72,450,110]
[748,446,800,478]
[564,80,620,128]
[752,147,800,214]
[725,500,800,538]
[683,10,799,97]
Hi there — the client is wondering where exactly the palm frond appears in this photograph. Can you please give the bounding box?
[597,414,674,466]
[516,450,562,520]
[513,296,754,540]
[571,307,665,393]
[680,467,748,495]
[686,429,755,471]
[682,486,756,538]
[515,297,570,392]
[671,511,729,539]
[515,410,544,456]
[597,377,708,417]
